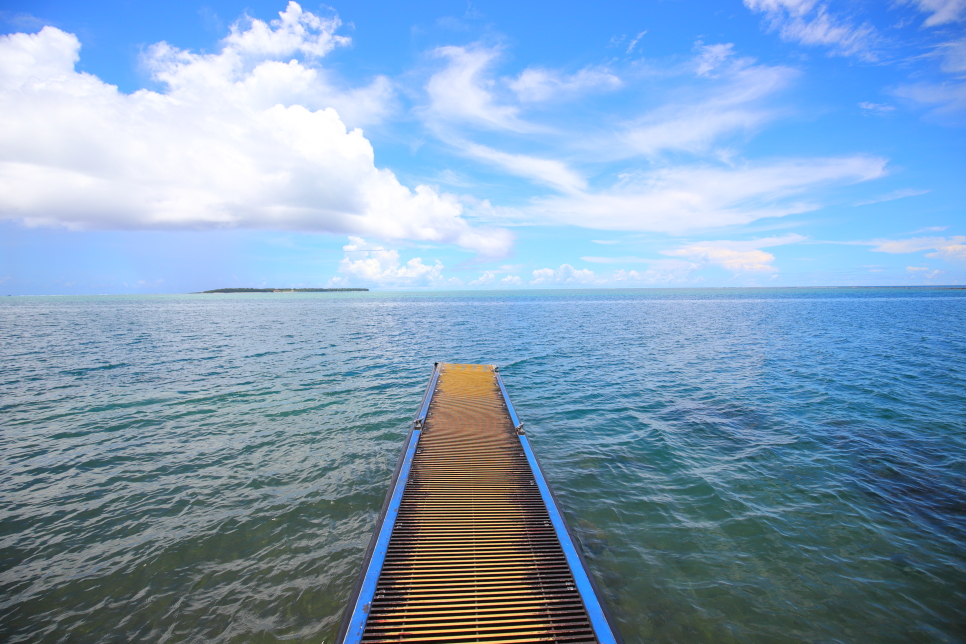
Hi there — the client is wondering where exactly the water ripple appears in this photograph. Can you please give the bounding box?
[1,289,964,643]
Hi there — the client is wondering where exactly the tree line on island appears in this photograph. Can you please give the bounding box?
[197,287,368,293]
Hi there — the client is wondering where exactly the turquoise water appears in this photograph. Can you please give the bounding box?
[1,288,964,643]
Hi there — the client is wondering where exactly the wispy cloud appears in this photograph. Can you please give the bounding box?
[458,141,586,193]
[859,102,896,114]
[530,157,886,233]
[626,31,648,54]
[615,44,796,157]
[900,0,966,27]
[508,66,621,103]
[744,0,879,61]
[854,188,929,206]
[424,45,540,133]
[894,79,966,123]
[871,235,966,260]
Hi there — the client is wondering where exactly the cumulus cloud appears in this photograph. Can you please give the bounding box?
[662,233,806,273]
[744,0,879,60]
[467,270,523,287]
[530,157,886,233]
[469,270,497,286]
[530,264,598,285]
[0,4,512,256]
[527,259,700,285]
[328,237,447,287]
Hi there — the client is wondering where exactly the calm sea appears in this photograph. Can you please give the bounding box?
[1,289,964,643]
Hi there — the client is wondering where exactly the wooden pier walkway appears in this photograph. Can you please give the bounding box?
[337,364,620,644]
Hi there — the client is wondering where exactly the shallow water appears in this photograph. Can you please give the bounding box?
[1,288,964,643]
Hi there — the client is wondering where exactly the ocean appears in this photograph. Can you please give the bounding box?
[1,288,964,643]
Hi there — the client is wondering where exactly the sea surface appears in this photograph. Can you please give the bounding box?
[1,288,964,644]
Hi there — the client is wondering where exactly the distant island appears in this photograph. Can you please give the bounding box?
[197,287,369,293]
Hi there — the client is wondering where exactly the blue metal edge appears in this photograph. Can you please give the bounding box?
[496,371,623,644]
[415,363,442,425]
[334,364,440,644]
[494,371,522,429]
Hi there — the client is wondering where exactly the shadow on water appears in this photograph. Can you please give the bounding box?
[829,420,966,539]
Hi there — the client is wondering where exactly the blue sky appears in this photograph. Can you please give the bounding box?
[1,0,964,293]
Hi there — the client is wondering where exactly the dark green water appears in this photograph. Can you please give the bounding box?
[1,289,964,643]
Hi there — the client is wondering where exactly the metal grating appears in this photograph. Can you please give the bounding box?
[360,364,599,644]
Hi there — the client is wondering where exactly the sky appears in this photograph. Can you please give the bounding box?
[1,0,964,293]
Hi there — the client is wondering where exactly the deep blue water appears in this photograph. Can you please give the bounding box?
[1,288,964,643]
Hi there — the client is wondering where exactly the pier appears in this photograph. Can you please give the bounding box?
[337,363,620,644]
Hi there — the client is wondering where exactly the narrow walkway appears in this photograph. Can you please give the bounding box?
[338,364,619,644]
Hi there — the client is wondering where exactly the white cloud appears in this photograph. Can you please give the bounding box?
[627,31,647,55]
[530,264,598,285]
[868,235,966,262]
[662,233,806,273]
[530,156,886,233]
[902,0,966,27]
[695,43,738,77]
[528,258,700,284]
[460,141,586,193]
[329,237,446,287]
[667,247,776,272]
[0,6,512,256]
[937,37,966,74]
[612,261,698,284]
[744,0,878,60]
[907,266,945,279]
[871,235,966,254]
[468,270,523,286]
[617,45,796,157]
[894,80,966,121]
[469,270,496,286]
[859,102,896,114]
[928,244,966,260]
[854,188,928,205]
[425,45,537,133]
[508,66,621,102]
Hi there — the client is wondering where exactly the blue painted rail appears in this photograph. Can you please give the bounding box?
[335,363,622,644]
